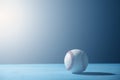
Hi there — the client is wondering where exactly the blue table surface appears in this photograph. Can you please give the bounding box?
[0,64,120,80]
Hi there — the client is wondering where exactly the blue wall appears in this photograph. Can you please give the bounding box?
[0,0,119,63]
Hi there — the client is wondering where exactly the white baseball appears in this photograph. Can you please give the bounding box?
[64,49,88,73]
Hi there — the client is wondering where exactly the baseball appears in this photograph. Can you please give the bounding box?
[64,49,88,73]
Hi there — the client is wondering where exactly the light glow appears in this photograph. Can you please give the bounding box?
[0,1,25,42]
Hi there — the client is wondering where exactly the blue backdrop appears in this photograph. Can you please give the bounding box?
[0,0,119,63]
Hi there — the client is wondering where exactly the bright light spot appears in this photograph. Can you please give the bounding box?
[0,1,26,42]
[0,7,17,26]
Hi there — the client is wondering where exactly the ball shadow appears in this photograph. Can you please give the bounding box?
[73,72,115,76]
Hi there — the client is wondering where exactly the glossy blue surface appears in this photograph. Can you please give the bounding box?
[0,64,119,80]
